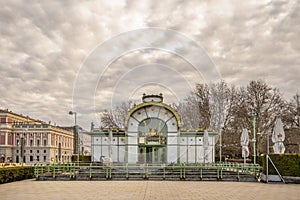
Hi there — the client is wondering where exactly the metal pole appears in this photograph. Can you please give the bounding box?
[75,112,79,165]
[69,111,78,165]
[266,131,270,183]
[267,131,270,154]
[253,113,256,165]
[219,128,222,163]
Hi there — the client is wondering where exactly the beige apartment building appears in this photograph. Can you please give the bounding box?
[0,109,74,164]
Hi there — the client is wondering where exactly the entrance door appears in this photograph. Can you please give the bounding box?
[146,147,152,163]
[143,146,165,164]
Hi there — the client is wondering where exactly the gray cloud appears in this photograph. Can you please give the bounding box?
[0,0,299,130]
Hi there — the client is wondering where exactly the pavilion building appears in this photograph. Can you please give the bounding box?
[91,94,217,164]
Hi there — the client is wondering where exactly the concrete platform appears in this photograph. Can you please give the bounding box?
[0,179,299,200]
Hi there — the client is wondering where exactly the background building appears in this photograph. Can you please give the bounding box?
[0,109,74,164]
[79,129,92,156]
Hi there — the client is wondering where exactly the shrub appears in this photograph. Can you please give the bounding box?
[0,166,34,184]
[259,154,300,177]
[71,155,91,163]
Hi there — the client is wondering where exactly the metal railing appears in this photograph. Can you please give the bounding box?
[34,162,261,180]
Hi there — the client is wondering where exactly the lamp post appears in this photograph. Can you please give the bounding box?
[252,112,257,165]
[219,127,224,163]
[69,111,79,165]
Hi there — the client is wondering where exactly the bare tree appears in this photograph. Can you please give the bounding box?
[100,101,133,128]
[194,83,211,129]
[177,81,235,131]
[175,94,201,129]
[224,80,285,155]
[282,93,300,129]
[209,80,230,132]
[100,110,118,128]
[246,80,285,134]
[177,80,296,156]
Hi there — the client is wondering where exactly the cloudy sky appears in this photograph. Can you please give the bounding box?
[1,0,299,130]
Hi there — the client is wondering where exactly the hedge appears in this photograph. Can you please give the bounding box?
[259,154,300,177]
[0,166,34,184]
[71,155,91,163]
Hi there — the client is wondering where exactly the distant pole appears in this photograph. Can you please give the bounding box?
[219,127,223,163]
[253,113,257,165]
[267,131,270,154]
[69,111,78,165]
[266,131,270,183]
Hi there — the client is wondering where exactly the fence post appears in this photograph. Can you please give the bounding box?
[183,163,186,179]
[163,164,166,180]
[199,165,203,180]
[89,163,92,179]
[52,165,56,178]
[126,163,129,179]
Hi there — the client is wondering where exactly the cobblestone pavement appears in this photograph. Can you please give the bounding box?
[1,179,299,200]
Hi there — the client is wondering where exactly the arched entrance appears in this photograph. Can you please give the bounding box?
[125,94,181,164]
[138,118,167,164]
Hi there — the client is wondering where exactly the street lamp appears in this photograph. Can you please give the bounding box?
[69,111,77,125]
[69,111,79,165]
[252,112,258,165]
[219,126,224,163]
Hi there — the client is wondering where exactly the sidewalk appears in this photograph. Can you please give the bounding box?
[1,179,299,200]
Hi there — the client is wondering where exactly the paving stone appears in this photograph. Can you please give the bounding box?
[0,179,299,200]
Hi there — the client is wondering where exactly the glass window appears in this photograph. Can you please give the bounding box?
[138,118,167,137]
[43,156,46,162]
[37,150,39,154]
[37,156,40,162]
[43,140,47,146]
[44,150,46,153]
[30,156,33,162]
[37,140,40,146]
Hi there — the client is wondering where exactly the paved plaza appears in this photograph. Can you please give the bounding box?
[1,179,299,200]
